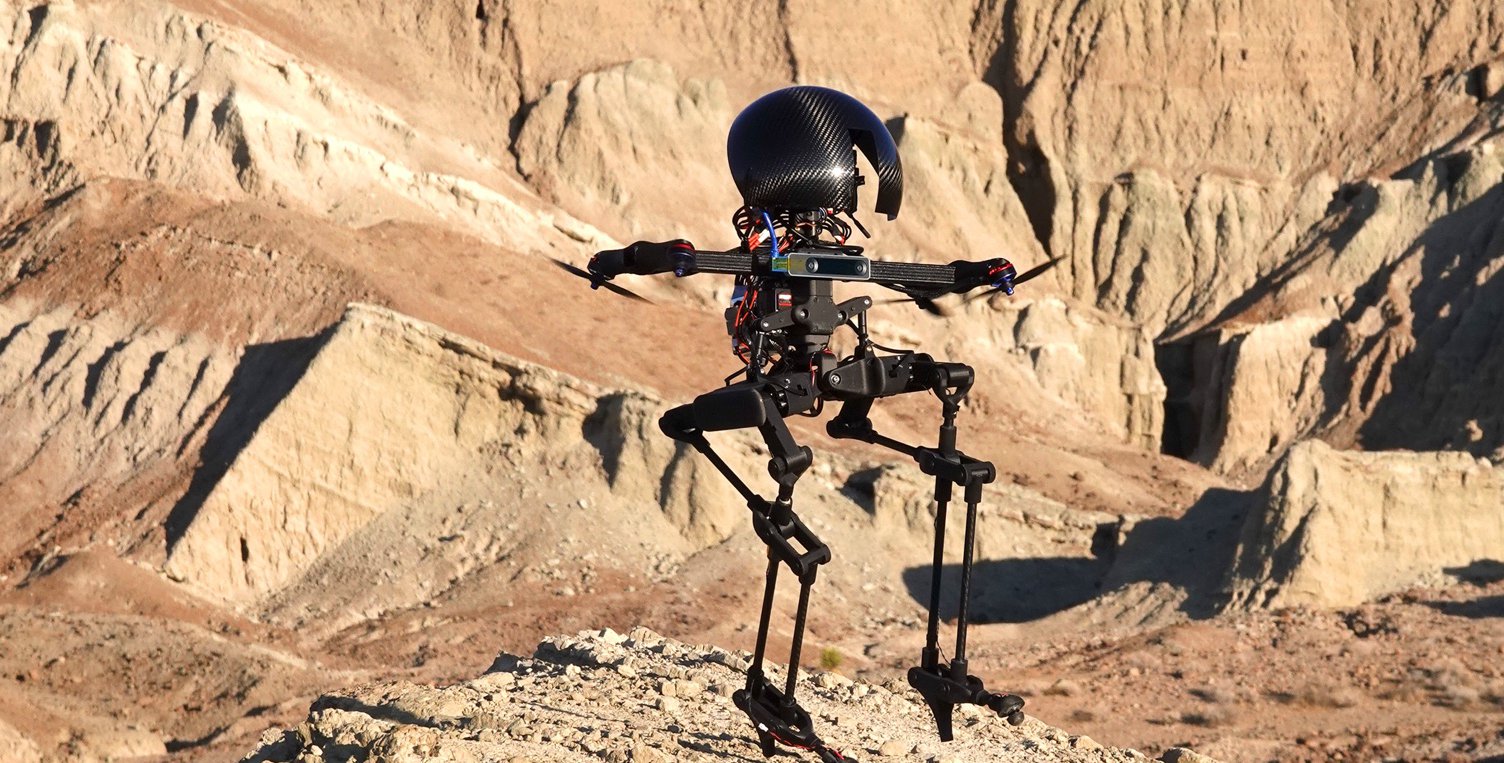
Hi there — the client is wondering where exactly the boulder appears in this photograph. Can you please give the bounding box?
[1225,440,1504,609]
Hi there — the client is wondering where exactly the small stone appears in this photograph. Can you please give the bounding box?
[878,739,913,756]
[676,679,703,696]
[617,664,637,679]
[1072,735,1103,751]
[658,680,676,697]
[1161,748,1217,763]
[630,743,667,762]
[436,698,470,718]
[657,696,680,713]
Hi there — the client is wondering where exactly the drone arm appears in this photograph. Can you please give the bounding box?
[863,258,1014,300]
[588,240,693,279]
[947,257,1016,295]
[622,247,1013,293]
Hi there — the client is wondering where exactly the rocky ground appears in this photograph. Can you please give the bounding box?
[245,627,1203,763]
[2,0,1504,761]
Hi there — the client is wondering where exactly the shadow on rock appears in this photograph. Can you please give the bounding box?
[902,557,1110,623]
[1429,559,1504,619]
[1445,559,1504,585]
[1429,595,1504,619]
[901,487,1251,624]
[1354,178,1504,455]
[309,695,443,730]
[164,330,331,551]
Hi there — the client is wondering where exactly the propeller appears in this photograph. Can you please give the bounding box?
[548,257,652,304]
[961,258,1060,304]
[879,294,947,316]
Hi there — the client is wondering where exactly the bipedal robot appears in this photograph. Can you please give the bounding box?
[558,86,1053,762]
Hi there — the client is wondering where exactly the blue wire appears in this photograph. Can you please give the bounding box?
[760,210,780,257]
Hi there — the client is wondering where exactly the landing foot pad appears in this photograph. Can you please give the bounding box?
[733,684,857,761]
[908,665,1026,741]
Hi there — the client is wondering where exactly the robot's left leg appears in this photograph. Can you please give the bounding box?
[661,394,854,763]
[827,360,1025,742]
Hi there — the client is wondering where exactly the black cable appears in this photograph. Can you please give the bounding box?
[868,339,914,355]
[735,206,858,248]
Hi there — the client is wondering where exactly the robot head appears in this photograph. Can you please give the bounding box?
[727,86,903,220]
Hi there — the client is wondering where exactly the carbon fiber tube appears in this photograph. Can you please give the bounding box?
[687,249,958,289]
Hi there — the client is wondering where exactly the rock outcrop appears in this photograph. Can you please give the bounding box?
[247,627,1181,763]
[1174,112,1504,473]
[158,302,1124,632]
[0,299,235,567]
[0,0,558,247]
[515,60,738,248]
[1225,440,1504,609]
[979,0,1504,334]
[164,303,744,610]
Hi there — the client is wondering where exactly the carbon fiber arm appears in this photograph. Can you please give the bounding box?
[589,243,1006,296]
[681,249,973,292]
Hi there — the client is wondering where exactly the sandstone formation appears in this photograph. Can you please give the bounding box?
[515,60,738,249]
[0,299,236,567]
[0,0,559,249]
[164,303,745,609]
[152,302,1119,638]
[976,0,1504,333]
[1225,440,1504,609]
[4,0,1504,758]
[1170,109,1504,473]
[0,717,42,763]
[247,627,1189,763]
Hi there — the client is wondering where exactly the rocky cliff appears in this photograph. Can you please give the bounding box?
[1226,440,1504,609]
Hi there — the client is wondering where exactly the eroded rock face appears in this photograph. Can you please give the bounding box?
[1225,440,1504,610]
[246,627,1184,763]
[515,60,738,247]
[0,1,554,247]
[1176,125,1504,472]
[0,300,235,565]
[978,0,1504,333]
[163,303,745,607]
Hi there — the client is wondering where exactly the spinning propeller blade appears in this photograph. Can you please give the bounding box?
[879,295,946,316]
[1014,258,1060,285]
[548,257,652,304]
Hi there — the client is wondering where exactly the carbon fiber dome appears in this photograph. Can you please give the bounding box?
[727,86,903,219]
